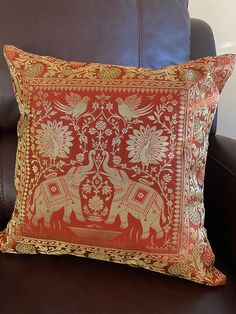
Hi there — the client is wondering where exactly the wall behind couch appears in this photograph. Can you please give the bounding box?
[189,0,236,139]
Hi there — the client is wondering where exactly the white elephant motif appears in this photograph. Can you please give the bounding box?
[31,150,95,227]
[102,151,166,239]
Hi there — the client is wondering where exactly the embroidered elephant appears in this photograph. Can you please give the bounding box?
[102,151,166,239]
[31,150,95,227]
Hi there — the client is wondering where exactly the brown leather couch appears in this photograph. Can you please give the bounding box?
[0,1,236,313]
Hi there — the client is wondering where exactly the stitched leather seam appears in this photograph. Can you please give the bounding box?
[136,0,142,67]
[209,155,236,182]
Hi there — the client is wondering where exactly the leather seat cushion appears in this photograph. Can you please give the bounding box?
[0,253,235,314]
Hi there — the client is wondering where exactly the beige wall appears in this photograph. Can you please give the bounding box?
[189,1,236,139]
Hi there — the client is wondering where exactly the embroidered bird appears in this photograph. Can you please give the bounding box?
[55,93,90,116]
[116,95,152,120]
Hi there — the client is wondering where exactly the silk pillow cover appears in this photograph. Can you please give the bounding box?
[0,46,235,285]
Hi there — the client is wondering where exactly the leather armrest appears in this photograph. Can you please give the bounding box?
[204,135,236,270]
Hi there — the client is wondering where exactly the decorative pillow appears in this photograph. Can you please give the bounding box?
[0,46,235,285]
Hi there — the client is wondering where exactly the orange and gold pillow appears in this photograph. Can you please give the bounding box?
[0,46,235,285]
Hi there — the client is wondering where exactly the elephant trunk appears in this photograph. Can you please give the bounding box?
[102,151,119,178]
[102,151,112,174]
[102,151,123,187]
[85,150,95,172]
[73,150,95,185]
[156,194,166,223]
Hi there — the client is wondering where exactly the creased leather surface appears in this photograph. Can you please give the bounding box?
[0,253,236,314]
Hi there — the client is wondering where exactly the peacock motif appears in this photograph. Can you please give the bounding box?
[35,120,74,160]
[126,125,169,170]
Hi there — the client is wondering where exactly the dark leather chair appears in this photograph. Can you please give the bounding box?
[0,1,235,314]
